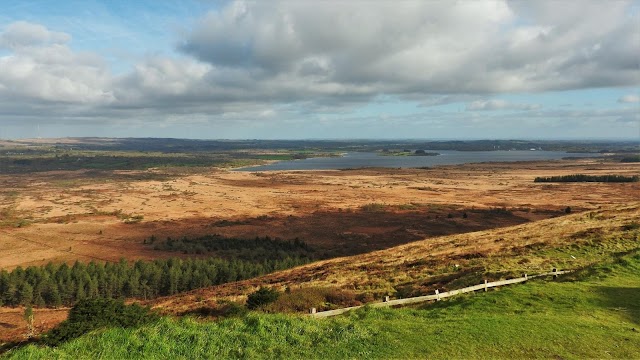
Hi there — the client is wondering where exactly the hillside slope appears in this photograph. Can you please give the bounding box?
[149,203,640,314]
[8,248,640,359]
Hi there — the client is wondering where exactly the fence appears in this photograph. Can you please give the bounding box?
[309,268,571,318]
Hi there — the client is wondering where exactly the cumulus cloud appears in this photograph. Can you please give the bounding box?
[0,0,639,134]
[618,94,640,103]
[179,0,640,97]
[0,21,70,49]
[466,100,541,111]
[0,22,113,106]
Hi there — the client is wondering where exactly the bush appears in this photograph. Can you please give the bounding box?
[621,222,640,231]
[265,287,361,313]
[44,298,158,346]
[246,287,280,310]
[186,302,248,318]
[361,203,387,212]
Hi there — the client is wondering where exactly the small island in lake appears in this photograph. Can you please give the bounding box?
[379,149,440,157]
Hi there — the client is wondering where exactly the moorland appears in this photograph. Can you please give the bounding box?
[0,138,638,357]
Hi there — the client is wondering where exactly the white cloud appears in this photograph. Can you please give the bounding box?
[0,39,113,104]
[618,94,640,103]
[466,100,541,111]
[179,0,639,96]
[0,21,70,49]
[0,0,638,135]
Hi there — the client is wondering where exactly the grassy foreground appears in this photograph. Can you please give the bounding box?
[6,250,640,359]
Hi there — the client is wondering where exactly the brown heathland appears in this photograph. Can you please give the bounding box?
[0,158,638,341]
[1,158,638,270]
[148,202,640,315]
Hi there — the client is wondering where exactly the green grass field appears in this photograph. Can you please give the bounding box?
[6,249,639,359]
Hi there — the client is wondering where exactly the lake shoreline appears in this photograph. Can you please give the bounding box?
[235,150,602,171]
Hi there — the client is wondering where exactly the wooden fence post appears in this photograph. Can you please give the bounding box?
[310,307,317,314]
[523,273,528,280]
[552,268,558,280]
[383,296,390,302]
[484,279,488,291]
[435,289,440,301]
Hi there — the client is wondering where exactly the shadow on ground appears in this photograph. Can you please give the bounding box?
[596,286,640,325]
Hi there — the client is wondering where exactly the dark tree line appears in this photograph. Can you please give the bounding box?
[0,256,309,307]
[534,174,639,183]
[620,156,640,163]
[149,235,315,261]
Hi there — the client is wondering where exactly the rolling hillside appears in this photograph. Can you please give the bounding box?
[149,203,640,314]
[7,247,640,359]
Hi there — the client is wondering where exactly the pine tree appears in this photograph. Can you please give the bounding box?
[17,283,34,306]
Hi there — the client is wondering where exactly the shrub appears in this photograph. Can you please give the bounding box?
[186,302,248,318]
[621,222,640,231]
[361,203,387,212]
[246,287,280,310]
[44,298,158,346]
[265,287,361,313]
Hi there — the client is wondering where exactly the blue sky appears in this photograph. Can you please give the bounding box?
[0,0,638,140]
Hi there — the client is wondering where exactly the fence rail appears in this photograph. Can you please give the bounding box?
[310,269,571,318]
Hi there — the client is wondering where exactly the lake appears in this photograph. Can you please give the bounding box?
[236,150,599,171]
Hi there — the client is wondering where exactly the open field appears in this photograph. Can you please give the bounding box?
[6,249,640,359]
[1,199,637,343]
[147,202,640,314]
[1,158,638,270]
[0,141,638,346]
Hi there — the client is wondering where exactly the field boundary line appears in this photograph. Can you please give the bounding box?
[310,269,571,318]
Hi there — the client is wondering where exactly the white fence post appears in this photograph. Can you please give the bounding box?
[524,273,528,280]
[435,289,440,301]
[310,307,317,314]
[484,279,488,291]
[383,296,390,302]
[553,268,558,280]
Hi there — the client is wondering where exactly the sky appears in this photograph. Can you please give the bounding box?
[0,0,638,140]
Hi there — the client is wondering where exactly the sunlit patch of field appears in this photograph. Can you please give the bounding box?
[0,158,638,270]
[148,202,639,315]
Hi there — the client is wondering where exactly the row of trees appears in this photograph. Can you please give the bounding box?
[534,174,639,183]
[149,235,314,261]
[0,256,309,307]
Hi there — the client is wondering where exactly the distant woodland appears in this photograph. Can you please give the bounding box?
[534,174,639,183]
